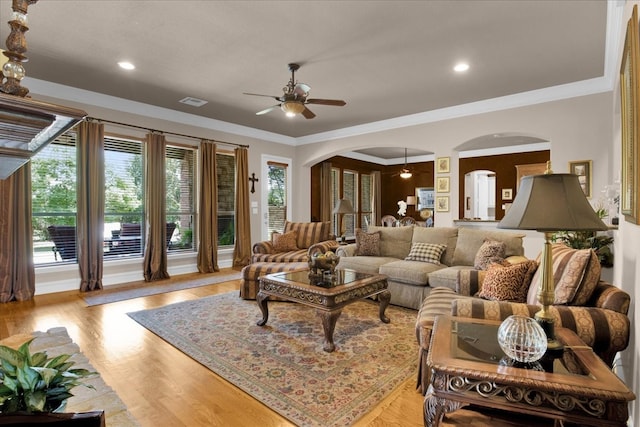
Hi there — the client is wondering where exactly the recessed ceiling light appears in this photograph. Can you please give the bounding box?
[118,61,135,70]
[454,62,469,73]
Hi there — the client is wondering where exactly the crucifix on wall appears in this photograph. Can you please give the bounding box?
[249,172,259,193]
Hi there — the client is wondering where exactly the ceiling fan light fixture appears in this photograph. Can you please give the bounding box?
[400,170,412,179]
[281,100,305,117]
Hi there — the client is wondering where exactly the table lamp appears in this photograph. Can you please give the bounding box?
[332,198,354,241]
[498,162,608,350]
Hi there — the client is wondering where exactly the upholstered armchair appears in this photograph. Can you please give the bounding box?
[251,221,338,263]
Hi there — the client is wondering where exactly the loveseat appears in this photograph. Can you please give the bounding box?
[414,243,631,394]
[335,225,526,309]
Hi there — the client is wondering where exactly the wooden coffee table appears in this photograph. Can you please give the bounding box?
[425,315,635,427]
[257,268,390,352]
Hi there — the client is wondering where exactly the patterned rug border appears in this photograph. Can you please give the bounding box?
[127,292,418,426]
[83,271,241,306]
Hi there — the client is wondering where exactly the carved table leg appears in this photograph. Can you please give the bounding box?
[256,291,269,326]
[378,289,391,323]
[424,385,463,427]
[318,309,342,352]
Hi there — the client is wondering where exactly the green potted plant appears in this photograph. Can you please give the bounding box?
[0,338,97,415]
[552,206,614,267]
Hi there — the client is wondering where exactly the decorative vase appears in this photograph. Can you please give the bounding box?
[497,315,547,363]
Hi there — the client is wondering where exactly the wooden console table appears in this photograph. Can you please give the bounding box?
[425,315,635,427]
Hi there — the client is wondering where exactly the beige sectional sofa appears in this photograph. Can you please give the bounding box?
[335,225,525,309]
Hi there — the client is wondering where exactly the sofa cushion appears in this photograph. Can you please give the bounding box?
[283,221,330,249]
[411,226,458,266]
[366,225,414,259]
[336,256,399,275]
[355,229,381,256]
[527,244,601,306]
[451,227,525,266]
[478,260,538,302]
[474,239,506,270]
[251,249,309,263]
[405,242,447,265]
[271,230,299,252]
[379,260,445,286]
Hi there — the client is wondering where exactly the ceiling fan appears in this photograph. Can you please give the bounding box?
[243,63,346,119]
[383,148,431,179]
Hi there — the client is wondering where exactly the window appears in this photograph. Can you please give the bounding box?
[166,145,196,251]
[330,168,371,236]
[31,134,77,264]
[267,161,288,236]
[342,170,357,237]
[217,151,235,246]
[104,136,144,257]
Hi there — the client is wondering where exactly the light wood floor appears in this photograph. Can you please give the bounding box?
[0,270,548,426]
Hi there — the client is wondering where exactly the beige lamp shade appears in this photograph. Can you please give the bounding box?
[498,173,607,232]
[406,196,417,206]
[332,198,355,214]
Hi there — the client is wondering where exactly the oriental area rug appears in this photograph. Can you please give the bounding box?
[128,292,418,426]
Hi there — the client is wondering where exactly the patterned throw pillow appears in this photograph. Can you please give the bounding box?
[474,239,507,270]
[355,229,381,256]
[478,260,538,302]
[405,242,447,265]
[272,230,299,252]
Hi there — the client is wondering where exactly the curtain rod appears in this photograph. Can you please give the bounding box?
[87,116,250,148]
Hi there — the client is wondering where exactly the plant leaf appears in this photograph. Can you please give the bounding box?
[2,375,18,392]
[45,354,71,369]
[30,351,48,367]
[31,367,58,387]
[0,345,24,368]
[16,366,39,392]
[24,389,46,412]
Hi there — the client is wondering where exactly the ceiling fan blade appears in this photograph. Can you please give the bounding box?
[306,98,346,106]
[243,92,282,101]
[301,106,316,119]
[256,105,279,115]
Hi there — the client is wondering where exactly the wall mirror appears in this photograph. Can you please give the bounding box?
[463,170,496,220]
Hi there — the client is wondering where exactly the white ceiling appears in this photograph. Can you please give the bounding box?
[0,0,617,159]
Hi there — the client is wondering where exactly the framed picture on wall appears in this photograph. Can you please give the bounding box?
[436,157,450,174]
[436,177,450,193]
[436,196,449,212]
[620,5,639,223]
[502,188,513,200]
[568,160,592,198]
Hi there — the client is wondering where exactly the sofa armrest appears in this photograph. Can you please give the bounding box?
[252,241,275,255]
[308,240,340,256]
[588,281,630,315]
[451,298,630,367]
[335,243,356,257]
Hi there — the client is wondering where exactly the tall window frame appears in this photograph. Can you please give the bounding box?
[165,143,197,251]
[216,150,236,247]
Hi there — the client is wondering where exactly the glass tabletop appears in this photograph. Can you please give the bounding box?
[452,319,591,378]
[275,269,375,288]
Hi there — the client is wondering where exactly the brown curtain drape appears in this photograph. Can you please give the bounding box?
[197,140,219,273]
[233,147,251,268]
[77,121,105,292]
[372,170,382,226]
[143,133,170,281]
[320,161,332,223]
[0,164,34,302]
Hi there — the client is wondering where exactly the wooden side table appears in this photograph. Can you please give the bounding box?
[425,315,635,427]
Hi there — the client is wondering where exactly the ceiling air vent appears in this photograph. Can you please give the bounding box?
[179,97,208,107]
